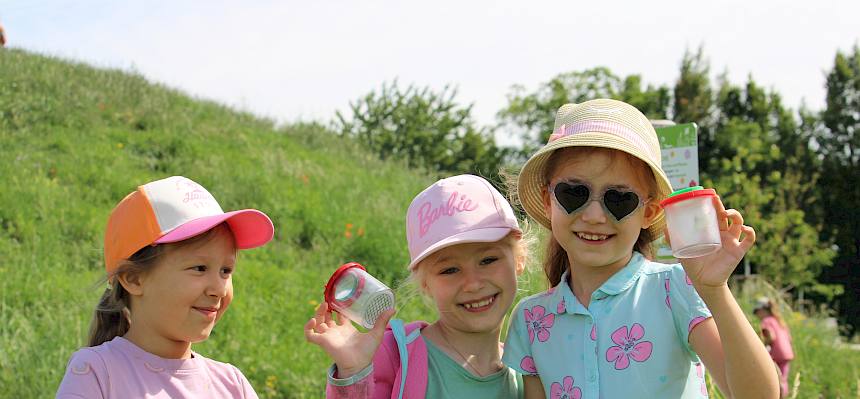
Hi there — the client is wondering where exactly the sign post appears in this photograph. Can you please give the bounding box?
[652,121,700,263]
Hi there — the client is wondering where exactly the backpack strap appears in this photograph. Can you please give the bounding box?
[389,319,408,399]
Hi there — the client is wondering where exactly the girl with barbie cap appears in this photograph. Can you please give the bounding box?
[503,99,779,398]
[305,174,529,398]
[57,176,274,398]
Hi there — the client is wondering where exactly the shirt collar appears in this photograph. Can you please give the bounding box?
[552,252,647,308]
[592,251,646,299]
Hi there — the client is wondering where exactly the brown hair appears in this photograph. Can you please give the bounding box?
[87,224,235,347]
[538,147,659,287]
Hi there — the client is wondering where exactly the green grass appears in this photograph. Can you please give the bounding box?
[726,277,860,399]
[2,48,858,398]
[0,48,434,398]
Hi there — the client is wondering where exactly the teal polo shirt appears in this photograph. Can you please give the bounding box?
[503,252,712,398]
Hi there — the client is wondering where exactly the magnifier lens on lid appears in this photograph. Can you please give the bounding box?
[334,273,362,304]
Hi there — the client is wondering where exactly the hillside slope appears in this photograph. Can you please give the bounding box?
[0,48,433,398]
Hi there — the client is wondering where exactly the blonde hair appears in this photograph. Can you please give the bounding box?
[514,146,660,287]
[88,224,236,347]
[759,299,789,329]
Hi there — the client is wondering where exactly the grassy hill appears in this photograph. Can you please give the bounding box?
[2,48,858,398]
[0,48,442,398]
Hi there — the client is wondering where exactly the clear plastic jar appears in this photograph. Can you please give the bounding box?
[659,187,722,258]
[324,262,395,329]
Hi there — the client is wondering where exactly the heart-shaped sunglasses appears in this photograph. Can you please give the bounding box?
[551,181,648,222]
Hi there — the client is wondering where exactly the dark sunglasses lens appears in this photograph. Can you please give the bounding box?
[603,189,640,220]
[554,183,590,214]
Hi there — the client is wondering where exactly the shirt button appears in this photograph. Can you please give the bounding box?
[589,374,596,382]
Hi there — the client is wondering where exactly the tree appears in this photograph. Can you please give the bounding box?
[497,67,669,159]
[674,47,717,177]
[335,81,507,181]
[816,46,860,334]
[707,76,836,292]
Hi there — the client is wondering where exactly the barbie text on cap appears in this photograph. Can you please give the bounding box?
[659,186,722,258]
[406,174,520,270]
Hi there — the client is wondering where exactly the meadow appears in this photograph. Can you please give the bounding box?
[1,49,857,398]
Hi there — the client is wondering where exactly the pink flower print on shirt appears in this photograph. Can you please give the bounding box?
[688,316,707,333]
[525,305,555,344]
[685,273,693,285]
[520,356,537,374]
[557,297,566,314]
[538,287,557,298]
[550,376,582,399]
[590,324,596,341]
[605,323,653,370]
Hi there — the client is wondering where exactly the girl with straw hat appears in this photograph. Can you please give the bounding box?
[502,99,779,398]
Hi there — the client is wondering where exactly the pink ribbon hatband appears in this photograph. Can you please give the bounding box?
[547,121,658,161]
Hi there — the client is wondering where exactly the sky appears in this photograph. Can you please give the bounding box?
[2,0,858,145]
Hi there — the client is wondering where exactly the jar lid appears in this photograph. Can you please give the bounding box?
[659,186,717,208]
[324,262,366,307]
[668,186,703,197]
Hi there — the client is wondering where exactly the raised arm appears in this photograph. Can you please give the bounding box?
[674,197,779,399]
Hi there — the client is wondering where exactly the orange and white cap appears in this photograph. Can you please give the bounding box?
[104,176,274,275]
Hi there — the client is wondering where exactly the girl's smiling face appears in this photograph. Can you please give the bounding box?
[544,148,660,272]
[418,236,523,334]
[121,225,237,358]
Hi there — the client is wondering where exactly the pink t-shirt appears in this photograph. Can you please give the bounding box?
[56,336,258,398]
[761,316,794,362]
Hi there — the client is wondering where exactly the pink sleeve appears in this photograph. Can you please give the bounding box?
[327,373,373,398]
[760,318,776,335]
[233,366,259,399]
[326,332,399,399]
[55,349,108,399]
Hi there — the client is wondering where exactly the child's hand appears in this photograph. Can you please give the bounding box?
[304,301,395,378]
[668,196,756,292]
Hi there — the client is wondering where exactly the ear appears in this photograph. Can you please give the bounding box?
[515,254,526,276]
[117,270,145,296]
[641,200,662,229]
[413,268,430,296]
[541,186,552,220]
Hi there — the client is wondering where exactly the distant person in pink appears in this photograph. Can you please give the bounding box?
[754,297,795,398]
[0,22,6,47]
[56,176,274,398]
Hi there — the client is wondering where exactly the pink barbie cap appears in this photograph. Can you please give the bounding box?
[406,174,520,270]
[104,176,274,275]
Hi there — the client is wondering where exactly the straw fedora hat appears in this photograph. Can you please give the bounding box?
[517,98,672,241]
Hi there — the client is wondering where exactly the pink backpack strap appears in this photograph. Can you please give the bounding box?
[382,320,429,399]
